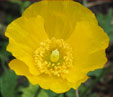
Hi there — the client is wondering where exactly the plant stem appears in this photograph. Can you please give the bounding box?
[76,89,79,97]
[34,86,41,97]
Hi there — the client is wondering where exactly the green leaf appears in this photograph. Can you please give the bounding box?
[109,32,113,41]
[96,8,113,41]
[8,1,31,14]
[46,90,57,97]
[8,1,22,5]
[58,94,64,97]
[21,84,39,97]
[79,84,88,95]
[1,70,18,97]
[20,1,31,14]
[0,41,11,70]
[66,89,76,97]
[38,90,49,97]
[88,69,103,77]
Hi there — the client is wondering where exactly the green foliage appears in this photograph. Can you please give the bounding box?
[58,94,64,97]
[97,8,113,41]
[66,89,75,97]
[21,84,39,97]
[46,90,58,97]
[0,41,11,71]
[38,90,49,97]
[9,1,31,14]
[20,84,49,97]
[1,71,18,97]
[88,69,103,77]
[6,15,16,24]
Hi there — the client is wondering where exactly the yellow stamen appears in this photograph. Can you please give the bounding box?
[33,38,73,77]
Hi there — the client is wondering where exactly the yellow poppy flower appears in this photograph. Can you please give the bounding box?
[5,1,109,93]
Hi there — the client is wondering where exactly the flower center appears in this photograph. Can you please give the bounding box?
[50,49,59,63]
[33,38,73,77]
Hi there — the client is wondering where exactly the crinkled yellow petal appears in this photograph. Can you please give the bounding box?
[27,74,71,93]
[9,59,86,92]
[5,15,48,75]
[23,1,97,39]
[9,59,87,92]
[9,59,31,76]
[28,74,89,93]
[65,21,109,83]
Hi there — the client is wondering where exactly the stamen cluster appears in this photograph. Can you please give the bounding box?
[33,38,73,76]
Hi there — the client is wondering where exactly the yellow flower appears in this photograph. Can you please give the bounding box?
[5,1,109,93]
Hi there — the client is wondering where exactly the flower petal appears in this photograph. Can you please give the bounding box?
[9,59,86,92]
[9,59,31,76]
[67,21,109,63]
[65,21,109,83]
[27,74,71,93]
[23,1,97,39]
[5,15,48,75]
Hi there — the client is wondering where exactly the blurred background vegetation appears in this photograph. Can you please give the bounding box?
[0,0,113,97]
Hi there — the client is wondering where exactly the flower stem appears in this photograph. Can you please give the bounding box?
[34,86,41,97]
[75,89,79,97]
